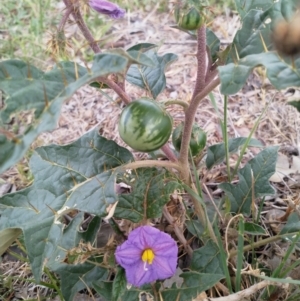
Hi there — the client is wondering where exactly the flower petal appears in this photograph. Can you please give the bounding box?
[115,226,178,287]
[128,226,162,249]
[89,0,125,19]
[115,241,142,267]
[151,254,177,279]
[125,259,156,287]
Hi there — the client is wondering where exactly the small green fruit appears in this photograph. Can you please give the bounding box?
[175,6,203,31]
[118,98,173,152]
[172,122,206,156]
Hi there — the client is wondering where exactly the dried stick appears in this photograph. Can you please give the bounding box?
[204,280,288,301]
[163,206,193,257]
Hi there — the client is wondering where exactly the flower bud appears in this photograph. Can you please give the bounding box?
[89,0,125,19]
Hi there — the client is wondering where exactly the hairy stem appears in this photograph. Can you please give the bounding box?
[120,160,182,172]
[192,26,207,99]
[179,73,220,181]
[63,0,101,53]
[97,77,131,104]
[58,6,72,31]
[176,26,220,244]
[61,0,133,105]
[164,100,189,111]
[161,144,178,162]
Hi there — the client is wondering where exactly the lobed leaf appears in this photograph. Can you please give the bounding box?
[234,0,273,19]
[115,168,180,223]
[126,50,177,99]
[280,212,300,235]
[219,0,300,95]
[0,129,133,281]
[160,271,224,301]
[0,54,128,173]
[190,240,224,275]
[206,137,263,169]
[219,146,278,215]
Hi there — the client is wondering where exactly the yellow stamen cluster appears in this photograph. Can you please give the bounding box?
[142,248,155,264]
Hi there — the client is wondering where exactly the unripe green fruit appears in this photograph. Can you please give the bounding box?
[118,98,173,152]
[175,6,203,31]
[172,122,206,156]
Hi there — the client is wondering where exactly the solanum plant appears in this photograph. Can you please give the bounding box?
[1,0,300,300]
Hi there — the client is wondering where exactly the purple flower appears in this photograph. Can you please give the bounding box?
[115,226,178,287]
[89,0,125,19]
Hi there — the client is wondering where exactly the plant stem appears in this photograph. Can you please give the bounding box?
[58,6,72,31]
[178,72,220,181]
[164,100,189,111]
[192,26,207,99]
[223,95,231,181]
[44,267,64,300]
[63,0,101,53]
[228,232,299,259]
[97,77,131,104]
[161,144,178,162]
[174,26,220,244]
[120,160,182,172]
[61,0,132,106]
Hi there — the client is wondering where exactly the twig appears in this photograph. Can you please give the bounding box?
[162,206,193,257]
[205,280,288,301]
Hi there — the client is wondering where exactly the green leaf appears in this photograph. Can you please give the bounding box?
[244,222,267,235]
[280,212,300,235]
[0,54,128,173]
[160,271,224,301]
[206,137,263,169]
[220,52,300,95]
[126,43,157,52]
[190,240,224,275]
[234,0,273,19]
[219,146,278,215]
[126,50,177,99]
[107,48,155,67]
[206,28,220,60]
[219,1,300,95]
[121,284,154,301]
[93,281,113,301]
[0,228,22,256]
[43,212,108,301]
[112,267,127,301]
[185,220,204,237]
[115,168,180,222]
[55,262,108,301]
[288,100,300,113]
[0,129,133,280]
